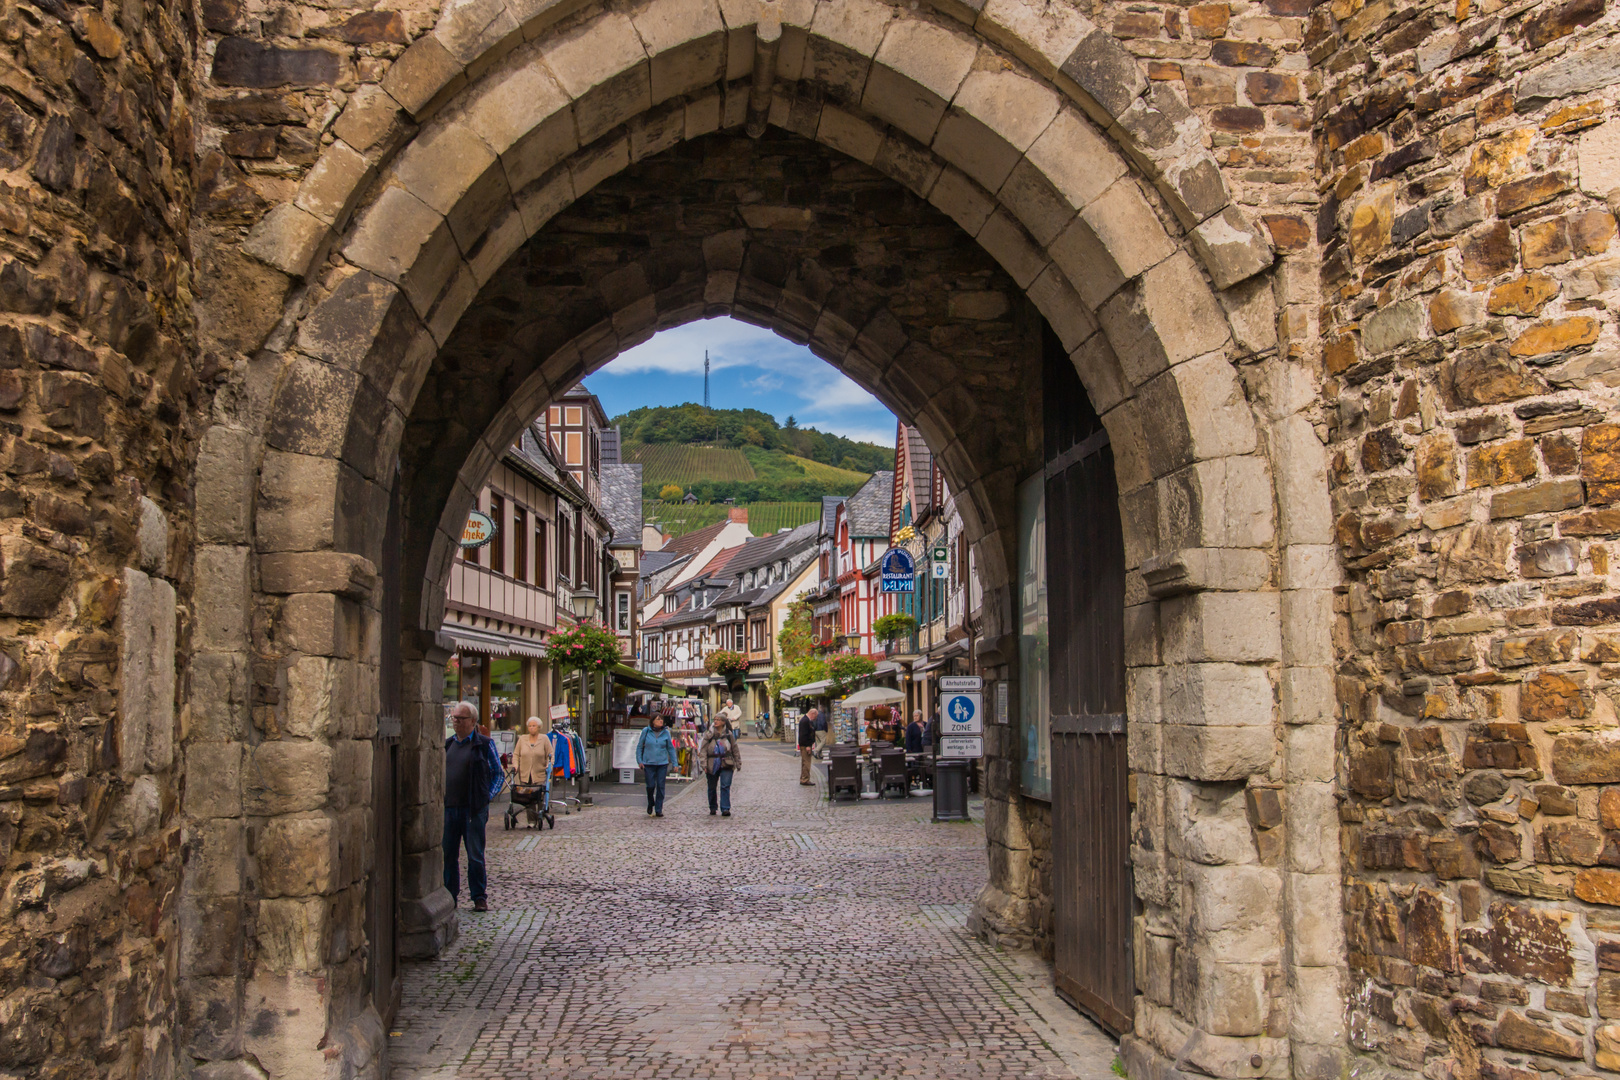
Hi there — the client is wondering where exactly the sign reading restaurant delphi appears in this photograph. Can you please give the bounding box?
[461,510,496,549]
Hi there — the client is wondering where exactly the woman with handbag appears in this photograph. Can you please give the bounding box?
[698,715,742,817]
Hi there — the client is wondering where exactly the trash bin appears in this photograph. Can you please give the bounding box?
[932,759,970,822]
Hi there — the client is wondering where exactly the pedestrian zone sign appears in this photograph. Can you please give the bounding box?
[940,691,982,735]
[940,735,983,759]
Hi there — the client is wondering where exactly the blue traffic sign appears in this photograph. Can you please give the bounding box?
[947,695,976,724]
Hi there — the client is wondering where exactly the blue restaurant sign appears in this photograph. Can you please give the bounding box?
[878,547,916,593]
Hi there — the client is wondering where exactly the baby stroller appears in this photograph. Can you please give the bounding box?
[504,777,554,830]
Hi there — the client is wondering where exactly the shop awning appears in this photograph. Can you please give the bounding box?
[872,661,902,677]
[444,626,549,659]
[609,662,666,693]
[782,678,830,698]
[913,639,969,673]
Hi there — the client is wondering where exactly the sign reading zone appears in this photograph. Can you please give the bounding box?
[940,691,982,735]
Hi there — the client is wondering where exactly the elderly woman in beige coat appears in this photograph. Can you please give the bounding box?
[507,716,555,829]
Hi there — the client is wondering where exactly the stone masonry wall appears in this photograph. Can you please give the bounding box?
[0,0,201,1073]
[1318,0,1620,1072]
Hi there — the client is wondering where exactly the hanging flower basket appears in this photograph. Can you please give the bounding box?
[705,649,748,686]
[546,619,622,673]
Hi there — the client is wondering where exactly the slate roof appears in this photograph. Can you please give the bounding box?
[819,495,846,538]
[710,522,818,606]
[844,471,894,537]
[600,463,643,546]
[640,549,680,577]
[902,425,933,518]
[662,517,740,560]
[641,598,685,630]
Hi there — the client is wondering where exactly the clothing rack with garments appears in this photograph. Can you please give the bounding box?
[548,723,588,814]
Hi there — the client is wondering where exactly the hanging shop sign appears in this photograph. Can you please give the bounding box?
[461,510,497,549]
[932,545,948,562]
[932,562,948,579]
[878,547,916,593]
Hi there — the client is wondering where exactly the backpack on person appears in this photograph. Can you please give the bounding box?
[707,736,731,774]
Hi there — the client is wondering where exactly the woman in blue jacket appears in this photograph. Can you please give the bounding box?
[636,713,678,817]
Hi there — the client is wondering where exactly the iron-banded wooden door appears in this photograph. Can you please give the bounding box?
[1044,329,1134,1036]
[368,476,403,1023]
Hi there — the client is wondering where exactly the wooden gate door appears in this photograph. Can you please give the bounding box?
[368,477,403,1023]
[1043,330,1135,1036]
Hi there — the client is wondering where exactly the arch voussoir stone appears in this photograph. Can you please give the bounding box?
[220,0,1338,1061]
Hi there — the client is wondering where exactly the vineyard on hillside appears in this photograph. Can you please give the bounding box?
[785,455,871,486]
[629,443,756,487]
[746,502,822,534]
[645,501,822,539]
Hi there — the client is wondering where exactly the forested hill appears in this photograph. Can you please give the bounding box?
[611,404,894,474]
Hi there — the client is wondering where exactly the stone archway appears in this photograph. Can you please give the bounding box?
[184,2,1342,1076]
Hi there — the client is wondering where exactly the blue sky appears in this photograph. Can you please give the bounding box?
[584,319,898,447]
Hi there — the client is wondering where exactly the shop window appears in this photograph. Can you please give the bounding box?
[558,515,571,581]
[490,494,506,574]
[1018,474,1050,800]
[489,657,523,730]
[514,506,528,583]
[535,519,548,587]
[447,653,484,732]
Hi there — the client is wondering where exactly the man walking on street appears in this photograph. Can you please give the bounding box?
[811,704,830,755]
[444,701,504,912]
[718,697,743,736]
[798,707,818,786]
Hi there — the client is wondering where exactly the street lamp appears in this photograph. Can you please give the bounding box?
[573,585,598,803]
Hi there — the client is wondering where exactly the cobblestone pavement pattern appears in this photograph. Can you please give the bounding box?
[390,743,1118,1079]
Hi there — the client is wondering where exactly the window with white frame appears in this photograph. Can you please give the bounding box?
[616,592,631,632]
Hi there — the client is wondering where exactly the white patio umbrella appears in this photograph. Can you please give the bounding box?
[840,686,905,707]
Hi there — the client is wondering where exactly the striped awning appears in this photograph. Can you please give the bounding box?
[443,625,549,659]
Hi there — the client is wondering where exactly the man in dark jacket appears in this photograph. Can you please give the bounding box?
[445,701,505,911]
[797,708,818,786]
[906,710,926,753]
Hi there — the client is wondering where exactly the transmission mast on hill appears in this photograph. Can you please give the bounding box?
[703,351,710,409]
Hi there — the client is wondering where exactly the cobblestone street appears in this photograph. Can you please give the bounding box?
[389,743,1117,1079]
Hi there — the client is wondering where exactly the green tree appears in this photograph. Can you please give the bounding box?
[767,600,819,737]
[829,654,877,694]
